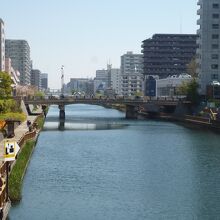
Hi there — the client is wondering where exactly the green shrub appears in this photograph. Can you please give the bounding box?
[0,99,22,113]
[35,114,45,129]
[9,140,36,202]
[0,112,26,122]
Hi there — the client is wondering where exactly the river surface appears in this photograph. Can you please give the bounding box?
[9,104,220,219]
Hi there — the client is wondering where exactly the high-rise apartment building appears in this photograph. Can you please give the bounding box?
[0,18,5,72]
[142,34,197,79]
[120,51,143,96]
[41,73,48,91]
[31,69,41,90]
[197,0,220,95]
[5,39,31,85]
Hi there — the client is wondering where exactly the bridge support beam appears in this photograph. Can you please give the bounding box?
[126,105,138,119]
[59,104,65,120]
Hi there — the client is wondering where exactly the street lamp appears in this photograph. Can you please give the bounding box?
[61,65,64,96]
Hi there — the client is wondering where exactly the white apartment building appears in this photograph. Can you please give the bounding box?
[110,68,121,95]
[120,51,143,96]
[197,0,220,95]
[0,18,5,72]
[5,39,31,85]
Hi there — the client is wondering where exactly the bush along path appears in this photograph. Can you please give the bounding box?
[8,140,36,202]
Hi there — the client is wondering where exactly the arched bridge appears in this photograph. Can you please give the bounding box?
[22,96,184,119]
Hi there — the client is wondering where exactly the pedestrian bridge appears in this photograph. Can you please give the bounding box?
[22,96,183,119]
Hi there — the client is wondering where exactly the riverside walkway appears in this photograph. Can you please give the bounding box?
[0,107,42,220]
[0,108,42,164]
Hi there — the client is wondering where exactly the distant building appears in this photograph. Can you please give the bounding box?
[5,39,31,85]
[197,0,220,95]
[41,73,48,91]
[156,74,192,97]
[94,69,109,93]
[142,34,197,79]
[109,68,121,95]
[31,69,41,90]
[120,51,143,96]
[0,18,5,72]
[66,78,94,95]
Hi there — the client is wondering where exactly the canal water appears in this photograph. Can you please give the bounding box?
[9,104,220,219]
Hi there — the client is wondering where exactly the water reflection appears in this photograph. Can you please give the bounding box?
[58,120,65,131]
[44,105,128,131]
[45,121,127,131]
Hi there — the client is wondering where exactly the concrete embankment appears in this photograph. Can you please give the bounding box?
[139,111,220,132]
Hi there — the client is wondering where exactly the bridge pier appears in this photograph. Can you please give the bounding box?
[126,105,138,119]
[59,104,65,120]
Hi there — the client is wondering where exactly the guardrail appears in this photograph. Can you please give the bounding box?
[0,162,7,209]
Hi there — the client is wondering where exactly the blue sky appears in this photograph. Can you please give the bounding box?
[1,0,198,88]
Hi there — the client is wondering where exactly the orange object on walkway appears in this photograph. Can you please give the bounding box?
[0,121,6,129]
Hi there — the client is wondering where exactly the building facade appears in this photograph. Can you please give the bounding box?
[66,78,94,95]
[197,0,220,95]
[41,73,48,91]
[94,68,109,93]
[5,58,20,85]
[110,68,121,95]
[142,34,197,79]
[120,51,143,96]
[31,69,41,90]
[156,74,192,97]
[5,39,31,85]
[0,18,5,72]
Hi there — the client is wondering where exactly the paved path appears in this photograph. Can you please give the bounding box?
[0,107,42,164]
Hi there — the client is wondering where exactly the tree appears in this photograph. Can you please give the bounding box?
[177,57,200,104]
[35,91,45,98]
[0,71,13,98]
[177,78,199,105]
[186,57,198,78]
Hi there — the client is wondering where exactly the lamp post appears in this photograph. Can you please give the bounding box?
[61,65,64,95]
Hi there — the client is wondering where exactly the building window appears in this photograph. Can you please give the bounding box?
[211,74,219,79]
[212,54,219,59]
[212,34,219,39]
[212,44,219,49]
[211,64,219,69]
[212,24,219,29]
[213,3,219,9]
[213,13,219,18]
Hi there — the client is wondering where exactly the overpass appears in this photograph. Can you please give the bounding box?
[22,96,184,119]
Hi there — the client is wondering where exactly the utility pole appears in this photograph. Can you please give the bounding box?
[61,65,64,95]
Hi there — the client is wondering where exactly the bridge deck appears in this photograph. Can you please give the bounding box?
[22,97,184,106]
